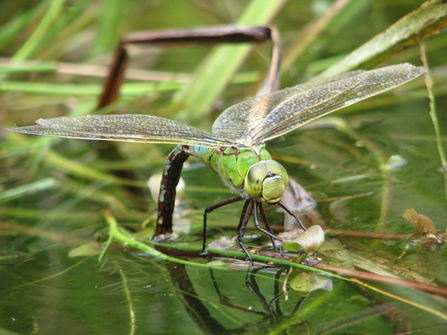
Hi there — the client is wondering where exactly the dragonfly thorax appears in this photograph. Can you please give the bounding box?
[245,160,289,204]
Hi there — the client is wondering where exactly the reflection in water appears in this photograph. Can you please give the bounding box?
[166,262,315,333]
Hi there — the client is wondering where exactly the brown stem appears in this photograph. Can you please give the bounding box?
[314,262,447,296]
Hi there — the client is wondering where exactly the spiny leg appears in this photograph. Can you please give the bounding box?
[278,201,307,231]
[253,202,283,253]
[202,195,244,255]
[258,204,283,254]
[236,200,255,262]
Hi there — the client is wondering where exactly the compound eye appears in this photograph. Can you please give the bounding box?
[261,160,288,204]
[245,163,269,199]
[265,160,287,180]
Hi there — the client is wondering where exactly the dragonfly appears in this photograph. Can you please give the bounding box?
[7,63,424,261]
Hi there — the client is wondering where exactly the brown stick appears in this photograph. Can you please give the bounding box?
[314,263,447,296]
[97,25,280,109]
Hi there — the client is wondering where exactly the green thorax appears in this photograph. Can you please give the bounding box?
[188,143,272,194]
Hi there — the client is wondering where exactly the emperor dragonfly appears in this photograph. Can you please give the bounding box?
[7,63,424,261]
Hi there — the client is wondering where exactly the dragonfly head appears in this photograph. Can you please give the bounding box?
[245,160,289,204]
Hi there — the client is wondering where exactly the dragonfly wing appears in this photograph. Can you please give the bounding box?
[212,70,367,141]
[212,64,424,143]
[7,114,231,148]
[212,86,297,143]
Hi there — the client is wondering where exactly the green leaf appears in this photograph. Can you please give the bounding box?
[283,225,325,254]
[321,0,447,76]
[288,271,333,294]
[68,243,102,258]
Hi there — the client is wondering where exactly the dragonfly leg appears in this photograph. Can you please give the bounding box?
[201,196,244,255]
[253,203,283,255]
[155,145,190,235]
[278,201,307,231]
[258,204,283,255]
[236,200,255,262]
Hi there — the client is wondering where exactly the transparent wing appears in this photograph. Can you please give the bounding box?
[7,114,232,148]
[212,64,424,143]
